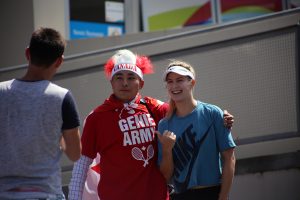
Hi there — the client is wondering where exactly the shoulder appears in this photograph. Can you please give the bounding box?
[200,102,222,112]
[198,101,222,112]
[83,109,99,127]
[143,96,165,106]
[197,101,223,118]
[0,79,13,85]
[93,103,113,113]
[143,96,169,120]
[83,104,116,129]
[85,104,111,123]
[48,82,69,95]
[0,79,14,89]
[143,96,168,111]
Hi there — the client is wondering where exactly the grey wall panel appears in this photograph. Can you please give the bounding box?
[143,28,298,141]
[52,25,299,149]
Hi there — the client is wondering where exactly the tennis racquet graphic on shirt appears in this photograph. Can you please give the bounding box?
[131,145,154,167]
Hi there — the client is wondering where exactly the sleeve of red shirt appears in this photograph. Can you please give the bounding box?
[81,112,98,159]
[144,97,169,124]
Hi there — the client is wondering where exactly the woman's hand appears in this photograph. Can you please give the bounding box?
[156,130,176,151]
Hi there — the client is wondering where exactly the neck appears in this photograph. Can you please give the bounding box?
[175,98,197,117]
[114,94,138,104]
[20,65,54,81]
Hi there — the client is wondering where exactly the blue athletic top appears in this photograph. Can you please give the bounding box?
[158,101,236,193]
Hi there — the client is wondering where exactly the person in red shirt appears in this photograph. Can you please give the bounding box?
[68,49,234,200]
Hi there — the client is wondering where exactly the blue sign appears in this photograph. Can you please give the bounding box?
[70,20,124,39]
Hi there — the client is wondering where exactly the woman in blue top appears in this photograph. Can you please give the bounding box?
[157,60,236,200]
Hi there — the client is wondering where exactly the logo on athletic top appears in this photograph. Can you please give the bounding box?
[173,124,211,193]
[118,113,156,167]
[118,113,156,146]
[131,144,154,167]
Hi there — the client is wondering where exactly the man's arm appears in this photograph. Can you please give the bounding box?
[223,110,234,129]
[61,127,81,162]
[219,147,236,200]
[60,91,81,161]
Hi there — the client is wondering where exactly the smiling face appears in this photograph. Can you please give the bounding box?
[111,70,144,103]
[166,72,195,103]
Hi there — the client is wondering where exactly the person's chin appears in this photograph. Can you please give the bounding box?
[171,96,185,103]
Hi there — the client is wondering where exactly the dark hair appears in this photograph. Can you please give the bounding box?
[29,27,66,67]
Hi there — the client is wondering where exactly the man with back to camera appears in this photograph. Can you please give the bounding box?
[0,27,81,200]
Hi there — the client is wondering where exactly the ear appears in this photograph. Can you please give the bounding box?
[54,55,64,69]
[25,47,30,61]
[191,79,196,87]
[139,80,144,89]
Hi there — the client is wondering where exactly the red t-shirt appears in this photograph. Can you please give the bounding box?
[81,94,169,200]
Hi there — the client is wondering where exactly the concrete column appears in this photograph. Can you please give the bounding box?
[0,0,35,68]
[125,0,140,34]
[33,0,70,39]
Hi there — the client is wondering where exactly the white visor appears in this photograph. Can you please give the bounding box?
[111,63,143,80]
[163,65,194,81]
